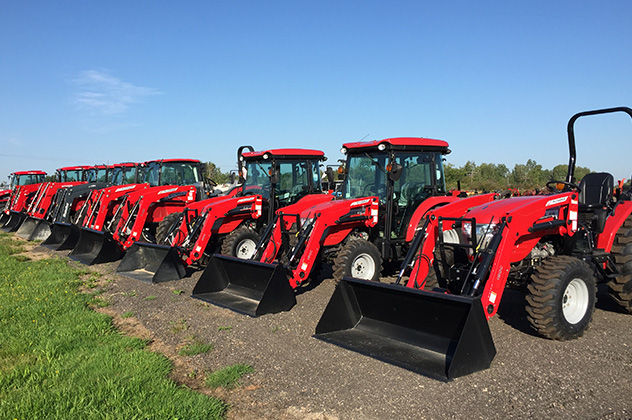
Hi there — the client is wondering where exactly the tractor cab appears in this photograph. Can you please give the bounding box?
[110,163,142,186]
[239,149,325,221]
[143,159,206,199]
[8,171,47,189]
[57,166,93,183]
[341,137,450,242]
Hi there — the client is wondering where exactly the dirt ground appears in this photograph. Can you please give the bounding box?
[25,241,632,420]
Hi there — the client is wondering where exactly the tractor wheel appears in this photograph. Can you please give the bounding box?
[332,239,382,283]
[155,212,182,245]
[221,226,260,259]
[526,256,597,340]
[608,215,632,313]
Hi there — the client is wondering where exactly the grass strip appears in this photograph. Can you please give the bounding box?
[0,234,226,419]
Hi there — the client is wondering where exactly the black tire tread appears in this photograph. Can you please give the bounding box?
[332,239,382,283]
[526,255,596,340]
[220,225,260,258]
[155,212,182,245]
[607,215,632,313]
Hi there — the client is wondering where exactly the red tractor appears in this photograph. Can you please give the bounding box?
[21,164,120,242]
[315,107,632,381]
[41,162,144,251]
[69,159,211,265]
[0,170,47,229]
[116,147,331,283]
[192,137,474,316]
[15,166,96,239]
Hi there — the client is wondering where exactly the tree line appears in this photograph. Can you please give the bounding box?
[444,160,593,193]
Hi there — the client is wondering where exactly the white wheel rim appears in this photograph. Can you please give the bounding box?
[562,278,589,324]
[351,253,376,280]
[236,238,256,259]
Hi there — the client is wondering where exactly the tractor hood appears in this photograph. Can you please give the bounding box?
[299,196,379,227]
[462,192,577,225]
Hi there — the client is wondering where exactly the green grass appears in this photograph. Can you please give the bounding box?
[178,339,214,356]
[0,233,226,419]
[205,364,254,390]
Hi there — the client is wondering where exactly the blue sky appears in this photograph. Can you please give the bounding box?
[1,1,631,183]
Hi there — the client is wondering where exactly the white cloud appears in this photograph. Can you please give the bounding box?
[73,69,161,115]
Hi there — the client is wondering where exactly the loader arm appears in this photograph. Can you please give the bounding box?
[182,195,263,265]
[113,186,198,250]
[281,197,380,288]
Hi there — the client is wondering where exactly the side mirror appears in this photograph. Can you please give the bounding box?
[269,168,279,184]
[388,163,403,181]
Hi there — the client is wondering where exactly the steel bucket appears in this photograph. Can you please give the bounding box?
[191,254,296,317]
[41,222,81,250]
[315,277,496,381]
[116,242,186,283]
[69,228,124,265]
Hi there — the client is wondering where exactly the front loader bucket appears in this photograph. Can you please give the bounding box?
[116,242,186,283]
[192,254,296,317]
[0,212,9,226]
[41,222,81,250]
[315,277,496,381]
[1,212,27,232]
[16,217,51,241]
[69,228,124,265]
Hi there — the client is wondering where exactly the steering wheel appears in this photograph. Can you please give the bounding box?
[545,180,580,192]
[362,183,377,195]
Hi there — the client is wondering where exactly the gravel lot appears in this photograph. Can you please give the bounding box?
[32,243,632,420]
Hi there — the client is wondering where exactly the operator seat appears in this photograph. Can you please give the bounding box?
[577,172,614,233]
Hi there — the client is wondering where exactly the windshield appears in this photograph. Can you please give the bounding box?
[144,162,160,186]
[160,162,202,186]
[243,160,272,199]
[13,174,45,187]
[242,159,321,204]
[343,153,388,201]
[60,170,83,182]
[95,168,109,183]
[111,166,138,185]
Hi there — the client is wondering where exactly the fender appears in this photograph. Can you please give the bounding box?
[596,200,632,252]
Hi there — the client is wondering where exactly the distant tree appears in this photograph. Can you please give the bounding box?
[204,162,232,184]
[549,164,592,184]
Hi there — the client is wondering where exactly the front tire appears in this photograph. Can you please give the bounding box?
[526,256,597,340]
[155,212,183,245]
[332,239,382,283]
[608,215,632,313]
[221,226,260,259]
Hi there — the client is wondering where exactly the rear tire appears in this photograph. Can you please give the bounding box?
[526,256,597,340]
[155,212,182,245]
[333,239,382,283]
[608,215,632,313]
[221,226,260,259]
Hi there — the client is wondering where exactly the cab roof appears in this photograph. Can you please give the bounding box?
[58,166,94,171]
[11,170,46,175]
[342,137,450,153]
[143,158,202,165]
[242,149,325,160]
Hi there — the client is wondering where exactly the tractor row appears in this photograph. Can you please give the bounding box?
[4,107,631,381]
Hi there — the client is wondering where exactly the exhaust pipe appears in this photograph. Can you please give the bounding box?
[69,228,124,265]
[315,277,496,381]
[41,222,81,250]
[191,254,296,317]
[116,242,186,283]
[1,211,27,232]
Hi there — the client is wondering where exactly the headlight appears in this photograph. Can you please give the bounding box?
[300,216,314,228]
[462,222,498,248]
